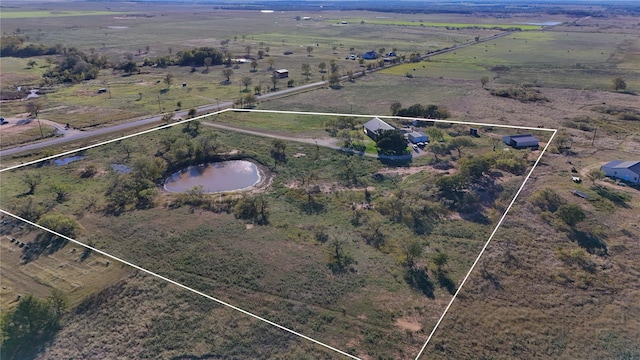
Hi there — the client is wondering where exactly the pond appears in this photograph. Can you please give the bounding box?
[164,160,261,193]
[54,155,85,166]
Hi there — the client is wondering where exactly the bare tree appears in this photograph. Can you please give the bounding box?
[222,69,233,83]
[163,73,174,89]
[241,76,252,91]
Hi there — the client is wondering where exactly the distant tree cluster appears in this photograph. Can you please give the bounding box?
[0,36,62,57]
[391,102,450,119]
[42,48,110,84]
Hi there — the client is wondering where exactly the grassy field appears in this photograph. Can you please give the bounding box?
[336,18,542,30]
[421,31,640,90]
[0,112,544,358]
[0,10,127,19]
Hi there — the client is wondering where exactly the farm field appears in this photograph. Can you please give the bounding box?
[1,1,640,360]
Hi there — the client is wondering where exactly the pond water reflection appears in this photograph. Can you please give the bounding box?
[164,160,260,193]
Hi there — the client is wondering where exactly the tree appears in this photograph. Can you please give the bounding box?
[27,60,38,68]
[241,76,252,91]
[427,141,448,161]
[400,238,423,268]
[555,131,572,150]
[243,93,257,108]
[587,168,605,186]
[448,136,475,158]
[203,56,212,72]
[163,73,173,89]
[326,235,354,273]
[424,127,444,142]
[328,72,340,87]
[287,79,295,88]
[459,155,493,180]
[271,139,287,165]
[557,203,585,227]
[161,112,174,124]
[306,46,314,56]
[1,291,67,359]
[250,60,258,72]
[187,108,197,118]
[318,62,326,73]
[375,129,408,155]
[390,101,402,116]
[257,50,264,59]
[222,68,233,83]
[480,76,490,88]
[301,63,311,80]
[22,173,42,195]
[436,174,469,196]
[270,74,278,91]
[37,213,80,248]
[50,183,71,203]
[245,45,251,56]
[267,57,275,70]
[432,252,448,271]
[612,77,626,92]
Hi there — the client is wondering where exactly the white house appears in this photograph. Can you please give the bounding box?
[600,160,640,184]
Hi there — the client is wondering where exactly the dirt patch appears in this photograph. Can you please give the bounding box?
[395,317,423,332]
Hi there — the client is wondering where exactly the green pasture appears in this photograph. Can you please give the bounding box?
[212,112,330,137]
[381,61,493,80]
[391,31,640,91]
[336,18,541,30]
[0,11,126,19]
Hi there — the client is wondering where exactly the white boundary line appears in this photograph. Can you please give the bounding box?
[0,209,362,360]
[413,129,557,360]
[0,109,557,359]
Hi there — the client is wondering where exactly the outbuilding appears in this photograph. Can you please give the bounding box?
[361,51,378,60]
[408,131,429,144]
[600,160,640,184]
[363,117,394,140]
[502,134,539,150]
[273,69,289,79]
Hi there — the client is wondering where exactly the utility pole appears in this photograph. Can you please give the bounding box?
[591,127,597,146]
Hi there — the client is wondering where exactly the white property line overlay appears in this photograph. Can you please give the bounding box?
[0,208,361,360]
[0,108,557,360]
[413,129,558,360]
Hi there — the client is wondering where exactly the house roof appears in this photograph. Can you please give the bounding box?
[503,134,539,145]
[602,160,640,174]
[364,117,394,133]
[408,131,427,138]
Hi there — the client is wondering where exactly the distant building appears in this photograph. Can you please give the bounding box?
[273,69,289,79]
[408,131,429,144]
[502,134,539,150]
[361,50,378,60]
[363,117,394,140]
[600,160,640,184]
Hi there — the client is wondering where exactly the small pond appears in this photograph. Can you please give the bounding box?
[164,160,261,193]
[111,164,132,173]
[54,156,85,166]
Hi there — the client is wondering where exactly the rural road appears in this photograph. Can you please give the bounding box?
[0,30,514,159]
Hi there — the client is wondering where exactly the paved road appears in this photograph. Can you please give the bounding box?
[0,30,514,158]
[0,83,327,158]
